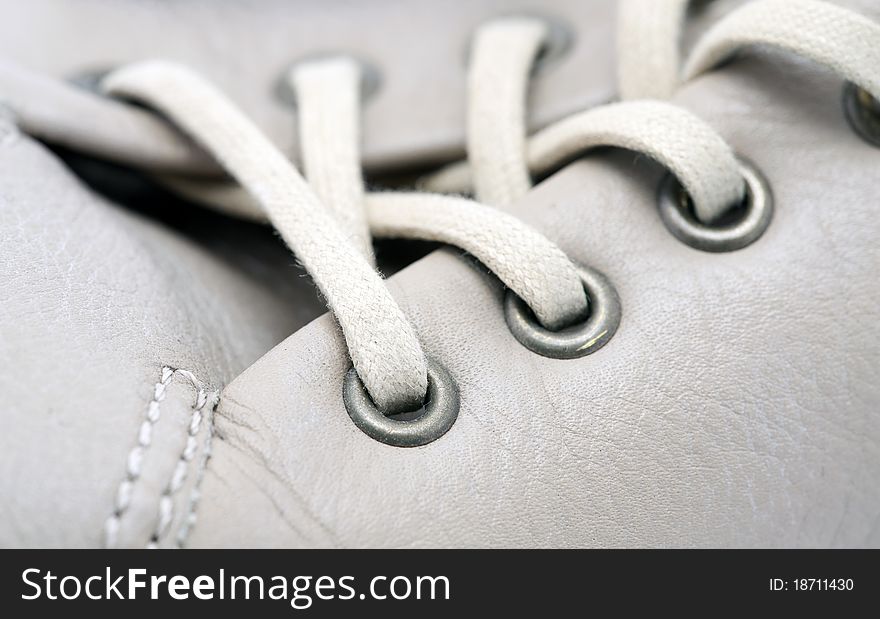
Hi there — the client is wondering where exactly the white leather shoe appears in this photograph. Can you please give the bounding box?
[1,0,878,548]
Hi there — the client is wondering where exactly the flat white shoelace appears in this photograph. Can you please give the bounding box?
[286,53,590,336]
[107,0,880,412]
[617,0,691,101]
[290,52,588,331]
[8,0,876,412]
[290,58,374,263]
[153,171,591,331]
[450,10,743,220]
[618,0,880,101]
[683,0,880,98]
[2,0,877,181]
[103,59,593,411]
[466,16,548,206]
[428,0,880,222]
[104,63,430,414]
[424,98,746,223]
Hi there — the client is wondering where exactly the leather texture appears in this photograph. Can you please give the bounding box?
[189,54,880,548]
[1,0,802,175]
[0,0,616,172]
[0,119,316,546]
[1,1,879,548]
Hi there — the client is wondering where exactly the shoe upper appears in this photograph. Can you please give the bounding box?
[187,55,880,548]
[0,0,878,548]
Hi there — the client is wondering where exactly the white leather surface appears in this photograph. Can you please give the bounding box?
[189,54,880,547]
[0,123,308,547]
[1,1,879,548]
[1,0,875,175]
[0,0,617,171]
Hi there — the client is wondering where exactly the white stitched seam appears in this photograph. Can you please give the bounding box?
[103,366,217,549]
[147,368,218,548]
[174,393,218,549]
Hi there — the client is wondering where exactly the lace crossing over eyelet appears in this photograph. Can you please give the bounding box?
[465,13,574,77]
[657,157,773,253]
[275,54,381,109]
[343,358,459,447]
[530,14,574,75]
[69,68,113,93]
[843,82,880,147]
[504,264,621,359]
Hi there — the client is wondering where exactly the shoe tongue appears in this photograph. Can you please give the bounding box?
[0,0,615,174]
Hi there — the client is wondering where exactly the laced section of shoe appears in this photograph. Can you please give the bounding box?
[101,58,607,446]
[3,0,879,446]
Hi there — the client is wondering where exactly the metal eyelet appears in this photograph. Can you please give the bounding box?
[504,265,621,359]
[657,157,773,253]
[843,82,880,147]
[531,14,575,75]
[343,358,459,448]
[68,67,114,94]
[275,53,381,109]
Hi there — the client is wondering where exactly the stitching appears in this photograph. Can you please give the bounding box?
[103,366,216,549]
[147,369,218,548]
[104,366,174,548]
[174,393,218,548]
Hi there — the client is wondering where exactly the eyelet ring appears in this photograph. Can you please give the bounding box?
[68,67,114,94]
[657,157,773,253]
[530,14,574,75]
[843,82,880,147]
[504,265,621,359]
[343,358,459,447]
[275,53,381,109]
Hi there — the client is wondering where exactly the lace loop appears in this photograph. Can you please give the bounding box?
[658,156,774,253]
[103,60,429,414]
[617,0,690,100]
[289,57,374,262]
[527,101,745,223]
[505,264,621,360]
[288,53,589,329]
[367,192,588,330]
[425,100,747,224]
[684,0,880,102]
[467,15,548,206]
[4,0,879,445]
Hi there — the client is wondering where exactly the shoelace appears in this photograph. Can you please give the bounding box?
[102,21,747,421]
[4,0,880,445]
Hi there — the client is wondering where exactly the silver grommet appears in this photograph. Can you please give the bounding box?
[275,53,381,109]
[343,358,459,448]
[843,82,880,147]
[658,157,773,253]
[504,265,621,359]
[68,67,114,94]
[531,14,575,75]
